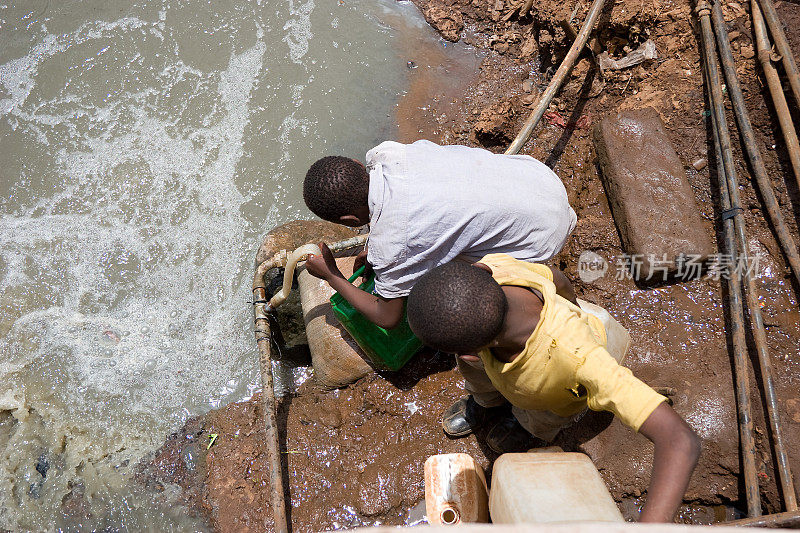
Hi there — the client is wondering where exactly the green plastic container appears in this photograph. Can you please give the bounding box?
[330,266,422,371]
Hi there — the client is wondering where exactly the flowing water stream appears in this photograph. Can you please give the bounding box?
[0,1,456,529]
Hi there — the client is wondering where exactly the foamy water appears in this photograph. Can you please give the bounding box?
[0,0,443,528]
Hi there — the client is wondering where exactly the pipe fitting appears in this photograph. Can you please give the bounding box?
[267,243,322,310]
[694,2,711,17]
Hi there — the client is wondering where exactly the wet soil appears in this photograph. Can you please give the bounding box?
[137,0,800,530]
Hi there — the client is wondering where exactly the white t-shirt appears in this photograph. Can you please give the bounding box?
[365,140,577,298]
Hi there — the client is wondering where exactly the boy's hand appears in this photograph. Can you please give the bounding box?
[353,247,373,279]
[305,242,344,282]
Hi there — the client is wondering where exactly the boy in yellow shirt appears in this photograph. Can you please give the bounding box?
[406,254,700,523]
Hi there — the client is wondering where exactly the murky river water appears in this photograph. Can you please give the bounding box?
[0,0,450,529]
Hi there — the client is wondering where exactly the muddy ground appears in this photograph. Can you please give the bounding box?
[135,0,800,531]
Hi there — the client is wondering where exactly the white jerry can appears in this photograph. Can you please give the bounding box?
[489,452,625,524]
[577,298,631,363]
[424,453,489,525]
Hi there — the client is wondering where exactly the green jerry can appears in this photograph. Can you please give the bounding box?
[329,265,423,371]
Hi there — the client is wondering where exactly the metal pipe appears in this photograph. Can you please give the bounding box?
[710,0,800,291]
[698,0,798,512]
[756,0,800,108]
[252,251,290,533]
[700,6,761,515]
[716,509,800,527]
[327,233,369,254]
[505,0,606,154]
[248,232,368,532]
[752,0,800,192]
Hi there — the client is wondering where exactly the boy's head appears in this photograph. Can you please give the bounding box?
[303,156,370,227]
[407,262,507,354]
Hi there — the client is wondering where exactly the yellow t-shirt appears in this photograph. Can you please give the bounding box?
[477,253,666,431]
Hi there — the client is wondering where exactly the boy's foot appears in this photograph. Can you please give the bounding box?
[442,396,501,437]
[486,415,537,454]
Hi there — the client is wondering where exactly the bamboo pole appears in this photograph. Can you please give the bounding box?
[699,2,761,515]
[709,0,800,292]
[697,0,798,512]
[752,0,800,192]
[716,509,800,527]
[755,0,800,108]
[505,0,606,154]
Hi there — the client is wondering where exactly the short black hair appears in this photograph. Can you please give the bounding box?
[407,262,507,353]
[303,156,369,222]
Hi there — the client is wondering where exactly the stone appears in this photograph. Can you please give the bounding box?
[473,99,516,146]
[593,109,714,281]
[419,5,463,42]
[787,399,800,423]
[255,219,356,266]
[522,79,533,93]
[356,464,403,516]
[520,36,537,58]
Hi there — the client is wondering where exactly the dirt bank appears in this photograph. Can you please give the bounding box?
[137,0,800,530]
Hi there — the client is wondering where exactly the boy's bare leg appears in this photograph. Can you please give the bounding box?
[456,356,507,407]
[443,356,510,437]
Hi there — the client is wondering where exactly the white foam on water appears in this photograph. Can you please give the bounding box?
[0,8,269,528]
[283,0,316,63]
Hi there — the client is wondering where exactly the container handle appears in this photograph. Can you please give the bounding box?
[348,265,367,284]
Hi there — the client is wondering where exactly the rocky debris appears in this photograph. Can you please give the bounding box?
[418,3,464,42]
[519,33,538,58]
[134,416,206,508]
[139,353,497,531]
[544,110,592,130]
[521,78,534,93]
[473,98,517,146]
[60,480,92,523]
[593,109,715,281]
[787,399,800,423]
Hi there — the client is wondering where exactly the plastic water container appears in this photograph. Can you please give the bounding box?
[489,452,624,524]
[424,453,489,525]
[329,266,422,371]
[577,298,631,363]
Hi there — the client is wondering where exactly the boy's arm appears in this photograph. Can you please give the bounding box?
[636,402,701,522]
[547,265,579,305]
[305,242,405,329]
